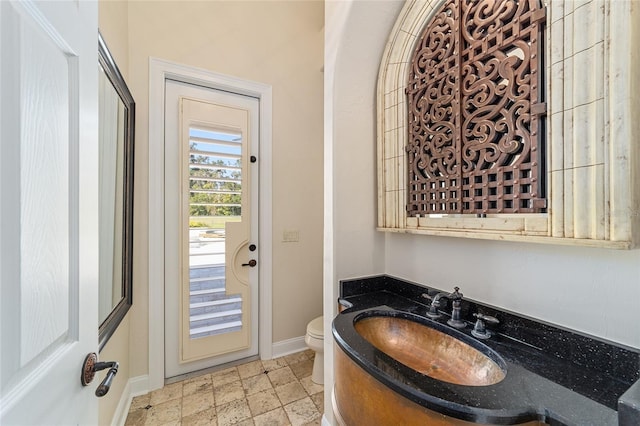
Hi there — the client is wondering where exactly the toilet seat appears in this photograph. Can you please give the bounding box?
[307,316,324,339]
[305,315,324,385]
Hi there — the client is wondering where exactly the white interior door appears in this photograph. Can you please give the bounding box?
[165,80,259,378]
[0,1,99,424]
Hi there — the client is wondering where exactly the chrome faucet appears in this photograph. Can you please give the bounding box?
[421,286,466,329]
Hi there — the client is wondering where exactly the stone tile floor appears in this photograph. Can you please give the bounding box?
[125,350,323,426]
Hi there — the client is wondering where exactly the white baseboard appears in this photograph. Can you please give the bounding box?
[113,375,148,426]
[129,375,150,397]
[112,379,131,426]
[322,414,332,426]
[271,336,307,358]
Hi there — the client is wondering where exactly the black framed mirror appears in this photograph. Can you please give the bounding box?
[98,32,135,350]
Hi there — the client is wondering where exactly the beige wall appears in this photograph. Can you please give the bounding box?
[99,0,129,81]
[323,0,403,420]
[127,0,324,378]
[98,315,131,425]
[327,0,640,347]
[97,1,324,422]
[98,1,131,424]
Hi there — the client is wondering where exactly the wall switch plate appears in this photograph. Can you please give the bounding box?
[283,230,299,242]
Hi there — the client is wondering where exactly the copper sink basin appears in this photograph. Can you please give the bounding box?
[354,315,506,386]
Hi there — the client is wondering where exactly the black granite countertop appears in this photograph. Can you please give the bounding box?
[333,275,640,426]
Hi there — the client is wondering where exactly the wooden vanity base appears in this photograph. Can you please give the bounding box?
[334,347,545,426]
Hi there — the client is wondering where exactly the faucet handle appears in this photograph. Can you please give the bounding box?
[474,313,498,324]
[450,286,463,300]
[471,313,499,339]
[421,292,440,306]
[421,293,442,318]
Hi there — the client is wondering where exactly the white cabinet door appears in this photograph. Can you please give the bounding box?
[0,1,99,424]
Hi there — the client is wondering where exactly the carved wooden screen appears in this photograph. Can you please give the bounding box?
[406,0,546,215]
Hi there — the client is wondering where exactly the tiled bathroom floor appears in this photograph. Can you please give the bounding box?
[125,350,323,426]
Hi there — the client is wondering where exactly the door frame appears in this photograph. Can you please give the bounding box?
[148,58,273,391]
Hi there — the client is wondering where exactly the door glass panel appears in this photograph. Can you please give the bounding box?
[188,127,243,339]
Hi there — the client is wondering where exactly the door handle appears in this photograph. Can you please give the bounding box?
[242,259,257,267]
[95,362,119,397]
[81,353,119,397]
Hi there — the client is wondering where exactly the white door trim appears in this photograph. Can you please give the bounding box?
[148,58,273,391]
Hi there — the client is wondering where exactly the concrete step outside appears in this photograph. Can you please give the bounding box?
[190,321,242,339]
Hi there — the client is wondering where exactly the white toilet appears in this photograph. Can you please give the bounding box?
[305,316,324,384]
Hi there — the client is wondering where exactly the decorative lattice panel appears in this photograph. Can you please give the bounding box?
[407,0,546,215]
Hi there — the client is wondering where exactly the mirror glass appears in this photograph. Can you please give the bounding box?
[98,32,135,350]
